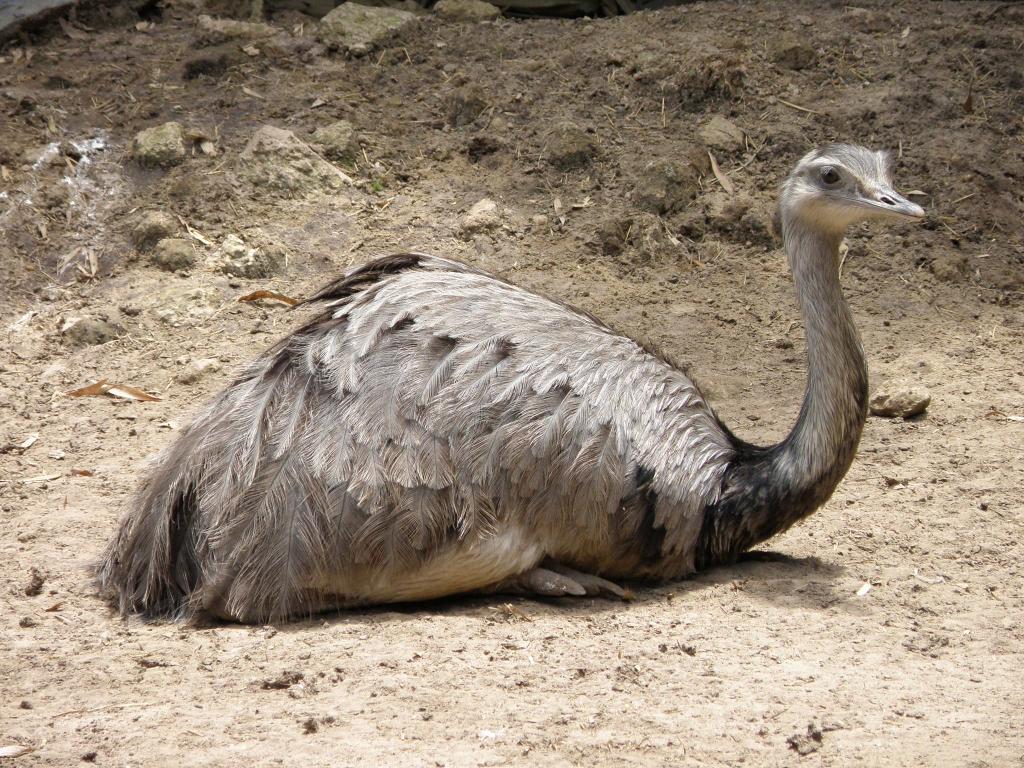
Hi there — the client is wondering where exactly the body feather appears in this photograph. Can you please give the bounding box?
[98,253,737,621]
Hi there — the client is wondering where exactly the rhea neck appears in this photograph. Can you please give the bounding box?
[771,213,868,498]
[696,211,869,567]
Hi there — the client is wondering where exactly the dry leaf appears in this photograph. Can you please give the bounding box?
[0,745,33,758]
[70,468,95,477]
[242,44,260,56]
[1,165,11,181]
[241,86,265,100]
[0,433,38,455]
[707,151,735,194]
[7,310,37,332]
[237,289,299,306]
[310,97,327,109]
[176,216,214,246]
[66,380,161,402]
[199,140,217,156]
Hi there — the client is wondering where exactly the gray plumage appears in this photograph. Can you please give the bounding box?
[97,144,923,623]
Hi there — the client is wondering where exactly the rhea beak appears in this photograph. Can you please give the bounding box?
[866,186,925,220]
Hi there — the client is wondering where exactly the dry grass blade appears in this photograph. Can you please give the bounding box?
[237,290,300,306]
[66,380,161,402]
[777,98,822,116]
[707,151,734,194]
[0,745,34,758]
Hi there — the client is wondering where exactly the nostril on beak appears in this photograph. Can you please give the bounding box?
[879,195,896,206]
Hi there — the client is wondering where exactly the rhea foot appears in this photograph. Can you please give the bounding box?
[507,561,632,600]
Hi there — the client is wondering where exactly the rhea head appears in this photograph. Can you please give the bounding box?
[778,144,925,236]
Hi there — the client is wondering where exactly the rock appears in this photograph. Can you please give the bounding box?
[545,125,597,171]
[318,3,417,55]
[311,120,361,163]
[461,198,501,235]
[699,115,745,153]
[633,159,702,215]
[870,384,931,419]
[433,0,500,21]
[674,51,746,110]
[174,357,222,385]
[150,286,220,328]
[787,724,823,756]
[445,86,488,128]
[151,238,196,272]
[131,211,178,251]
[195,15,278,45]
[215,234,283,278]
[843,7,894,34]
[131,122,187,168]
[352,0,426,13]
[930,254,968,282]
[239,125,353,196]
[59,316,124,347]
[769,33,817,70]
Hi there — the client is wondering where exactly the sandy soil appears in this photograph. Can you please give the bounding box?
[1,0,1023,765]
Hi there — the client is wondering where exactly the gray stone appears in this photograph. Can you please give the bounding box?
[174,357,222,385]
[311,120,361,163]
[352,0,425,13]
[633,160,701,215]
[131,122,187,168]
[461,198,501,235]
[131,211,178,251]
[930,254,969,282]
[239,125,353,196]
[870,384,931,419]
[59,316,124,347]
[216,234,283,278]
[769,34,817,70]
[546,125,597,171]
[843,7,894,34]
[151,238,196,272]
[318,3,417,55]
[195,14,278,45]
[434,0,500,21]
[445,86,488,128]
[699,115,745,153]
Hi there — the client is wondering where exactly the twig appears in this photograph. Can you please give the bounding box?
[53,701,158,719]
[776,98,822,116]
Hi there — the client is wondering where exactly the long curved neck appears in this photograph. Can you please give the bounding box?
[695,217,868,568]
[773,219,868,493]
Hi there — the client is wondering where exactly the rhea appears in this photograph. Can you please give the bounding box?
[98,144,923,623]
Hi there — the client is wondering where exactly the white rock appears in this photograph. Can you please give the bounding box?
[699,115,745,153]
[175,358,223,385]
[434,0,501,21]
[318,3,417,55]
[870,384,931,418]
[462,198,501,234]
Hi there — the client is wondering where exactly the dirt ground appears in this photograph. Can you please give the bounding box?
[1,0,1023,764]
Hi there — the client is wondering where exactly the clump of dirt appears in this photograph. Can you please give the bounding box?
[0,1,1022,766]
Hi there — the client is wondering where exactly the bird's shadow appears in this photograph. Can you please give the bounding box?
[668,550,859,612]
[209,549,859,634]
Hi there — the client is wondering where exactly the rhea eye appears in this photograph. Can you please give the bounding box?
[820,166,841,185]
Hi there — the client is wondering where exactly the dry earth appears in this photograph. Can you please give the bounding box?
[1,0,1023,765]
